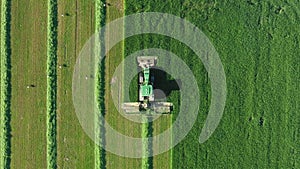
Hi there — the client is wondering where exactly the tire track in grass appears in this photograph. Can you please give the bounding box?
[252,1,300,168]
[250,1,270,168]
[291,36,300,168]
[237,1,267,167]
[288,26,300,168]
[230,2,262,167]
[255,1,274,167]
[0,0,11,168]
[260,1,291,168]
[46,0,58,168]
[271,1,300,167]
[280,4,300,167]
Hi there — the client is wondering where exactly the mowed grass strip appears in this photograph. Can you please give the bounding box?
[104,0,144,168]
[46,0,58,168]
[56,0,95,168]
[10,0,48,168]
[0,0,11,168]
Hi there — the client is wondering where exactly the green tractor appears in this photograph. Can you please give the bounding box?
[122,56,173,114]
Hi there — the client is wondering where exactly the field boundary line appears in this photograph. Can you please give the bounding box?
[0,0,12,168]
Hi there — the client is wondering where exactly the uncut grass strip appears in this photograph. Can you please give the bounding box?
[46,0,58,168]
[0,0,12,168]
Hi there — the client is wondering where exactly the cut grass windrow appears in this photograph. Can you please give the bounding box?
[0,0,11,168]
[142,118,153,169]
[95,0,106,168]
[141,122,149,169]
[46,0,58,168]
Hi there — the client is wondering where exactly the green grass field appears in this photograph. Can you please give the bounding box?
[1,0,299,168]
[123,0,300,168]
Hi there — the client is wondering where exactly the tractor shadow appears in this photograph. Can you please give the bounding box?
[151,68,181,99]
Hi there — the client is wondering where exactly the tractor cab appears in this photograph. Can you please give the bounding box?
[122,56,173,115]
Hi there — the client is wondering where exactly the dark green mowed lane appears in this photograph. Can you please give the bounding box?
[125,0,300,168]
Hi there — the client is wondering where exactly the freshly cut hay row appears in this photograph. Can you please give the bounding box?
[46,0,58,168]
[141,117,153,169]
[0,0,11,168]
[141,122,149,169]
[95,0,106,168]
[95,0,106,31]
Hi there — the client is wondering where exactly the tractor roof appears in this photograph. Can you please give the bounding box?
[137,56,157,68]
